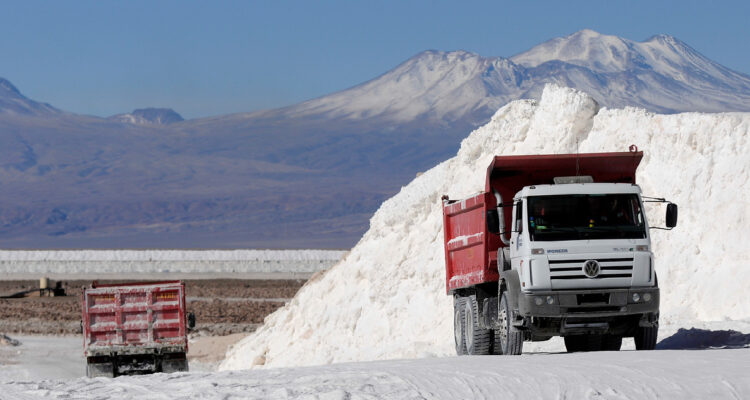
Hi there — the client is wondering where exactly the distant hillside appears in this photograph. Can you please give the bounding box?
[109,108,184,125]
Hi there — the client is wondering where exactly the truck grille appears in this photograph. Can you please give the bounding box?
[548,257,633,280]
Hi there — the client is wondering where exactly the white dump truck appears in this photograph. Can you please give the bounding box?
[442,150,677,354]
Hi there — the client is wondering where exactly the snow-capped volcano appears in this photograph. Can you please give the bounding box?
[285,50,520,124]
[512,29,732,77]
[275,29,750,121]
[508,29,750,111]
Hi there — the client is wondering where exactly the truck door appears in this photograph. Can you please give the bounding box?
[510,199,525,270]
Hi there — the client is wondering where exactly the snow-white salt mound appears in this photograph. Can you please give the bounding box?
[221,84,750,370]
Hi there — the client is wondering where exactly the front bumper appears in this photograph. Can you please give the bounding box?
[518,287,659,318]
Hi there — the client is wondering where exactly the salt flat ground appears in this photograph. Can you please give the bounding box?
[0,347,747,399]
[1,334,748,399]
[0,335,232,381]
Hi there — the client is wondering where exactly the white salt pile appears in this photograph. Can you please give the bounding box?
[221,84,750,370]
[0,249,346,275]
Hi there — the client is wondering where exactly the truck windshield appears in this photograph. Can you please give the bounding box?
[527,194,646,241]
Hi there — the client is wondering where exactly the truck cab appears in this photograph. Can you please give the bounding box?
[506,182,661,351]
[510,182,653,290]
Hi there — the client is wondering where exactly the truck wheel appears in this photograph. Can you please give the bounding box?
[161,353,189,373]
[491,329,504,355]
[86,361,115,378]
[498,292,523,355]
[564,335,603,352]
[635,325,658,350]
[602,335,623,351]
[454,296,467,355]
[464,296,492,355]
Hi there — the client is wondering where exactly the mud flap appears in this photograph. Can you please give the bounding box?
[498,270,521,314]
[161,352,189,373]
[86,361,115,378]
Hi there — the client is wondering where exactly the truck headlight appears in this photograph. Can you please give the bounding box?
[632,293,640,302]
[636,245,649,252]
[643,293,652,302]
[546,296,555,305]
[531,248,545,255]
[535,297,544,306]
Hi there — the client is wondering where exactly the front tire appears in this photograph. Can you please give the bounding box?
[454,296,466,355]
[497,292,523,355]
[635,325,658,350]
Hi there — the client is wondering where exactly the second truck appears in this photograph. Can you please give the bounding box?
[442,150,677,355]
[82,280,196,377]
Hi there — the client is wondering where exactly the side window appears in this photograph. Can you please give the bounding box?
[631,198,644,226]
[514,201,523,233]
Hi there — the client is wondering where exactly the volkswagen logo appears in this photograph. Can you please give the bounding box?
[582,260,600,278]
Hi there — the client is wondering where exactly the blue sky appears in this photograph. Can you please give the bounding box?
[1,0,748,119]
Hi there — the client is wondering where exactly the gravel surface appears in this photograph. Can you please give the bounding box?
[0,279,305,336]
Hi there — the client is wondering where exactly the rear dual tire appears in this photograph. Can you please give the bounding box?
[464,296,492,355]
[454,295,493,355]
[454,297,467,355]
[454,292,523,356]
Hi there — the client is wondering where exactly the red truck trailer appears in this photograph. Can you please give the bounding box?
[82,280,195,377]
[443,150,677,355]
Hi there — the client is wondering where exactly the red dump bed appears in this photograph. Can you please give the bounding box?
[82,281,188,355]
[443,151,642,293]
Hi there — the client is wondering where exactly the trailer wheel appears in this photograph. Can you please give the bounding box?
[454,296,467,355]
[161,353,189,373]
[635,325,658,350]
[86,361,115,378]
[497,292,523,355]
[464,296,492,355]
